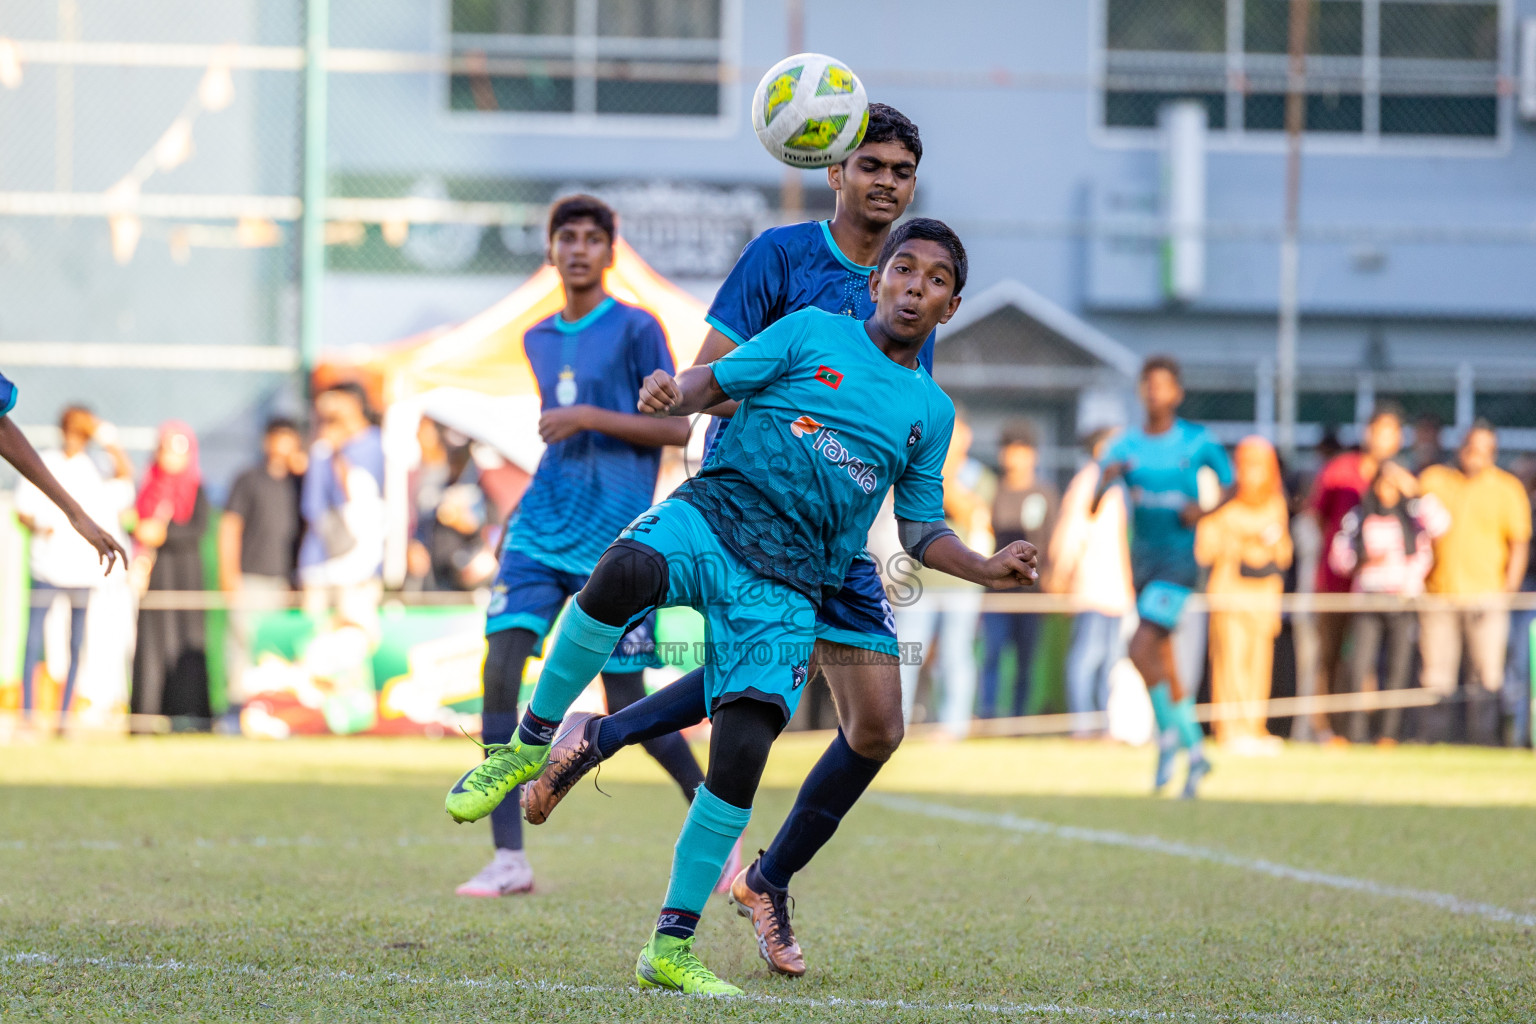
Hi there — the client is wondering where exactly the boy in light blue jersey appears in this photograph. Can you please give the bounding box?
[1100,355,1233,798]
[443,220,1039,995]
[517,105,940,977]
[456,195,710,899]
[0,370,125,574]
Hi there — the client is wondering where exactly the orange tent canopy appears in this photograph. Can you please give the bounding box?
[318,240,710,406]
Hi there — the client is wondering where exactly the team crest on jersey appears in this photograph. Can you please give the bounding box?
[907,421,923,448]
[814,365,844,389]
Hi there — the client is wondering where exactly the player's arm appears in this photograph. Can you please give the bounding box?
[897,518,1038,590]
[0,417,126,573]
[218,509,245,593]
[638,365,728,419]
[692,328,742,418]
[539,406,690,447]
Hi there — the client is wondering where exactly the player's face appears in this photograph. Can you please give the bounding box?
[1139,369,1183,418]
[869,238,961,345]
[265,429,300,466]
[828,140,917,227]
[548,217,613,291]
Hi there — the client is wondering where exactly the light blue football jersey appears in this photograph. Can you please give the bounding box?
[1103,418,1233,587]
[674,307,953,601]
[0,371,16,417]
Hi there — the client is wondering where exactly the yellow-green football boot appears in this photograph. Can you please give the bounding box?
[635,934,742,996]
[444,740,550,823]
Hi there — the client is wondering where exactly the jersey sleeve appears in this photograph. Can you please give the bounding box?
[893,403,954,523]
[708,311,805,401]
[629,311,675,385]
[705,232,788,347]
[226,471,255,520]
[1199,431,1235,486]
[1100,434,1132,469]
[0,371,17,418]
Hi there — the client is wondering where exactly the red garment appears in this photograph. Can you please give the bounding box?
[1306,451,1370,593]
[136,420,202,525]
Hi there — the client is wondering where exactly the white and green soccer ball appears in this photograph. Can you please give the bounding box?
[751,52,869,169]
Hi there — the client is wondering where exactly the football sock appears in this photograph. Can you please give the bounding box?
[642,733,706,801]
[1149,681,1180,749]
[482,629,534,850]
[658,784,752,934]
[1177,695,1207,760]
[601,671,705,799]
[524,602,625,727]
[595,667,710,758]
[483,710,526,849]
[758,728,883,890]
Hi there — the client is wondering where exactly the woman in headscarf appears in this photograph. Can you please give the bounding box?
[1195,436,1292,752]
[130,421,212,730]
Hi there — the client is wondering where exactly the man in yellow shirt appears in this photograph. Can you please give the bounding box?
[1418,421,1531,744]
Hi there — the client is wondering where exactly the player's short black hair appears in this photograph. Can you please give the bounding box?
[1467,417,1497,440]
[1000,419,1038,450]
[547,194,616,243]
[318,381,379,425]
[877,217,968,296]
[853,102,923,166]
[1368,400,1404,427]
[1140,354,1182,385]
[265,416,300,437]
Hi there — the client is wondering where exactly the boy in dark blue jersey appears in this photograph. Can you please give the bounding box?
[455,196,711,898]
[519,104,932,976]
[0,371,125,573]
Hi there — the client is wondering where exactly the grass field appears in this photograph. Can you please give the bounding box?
[3,734,1534,1022]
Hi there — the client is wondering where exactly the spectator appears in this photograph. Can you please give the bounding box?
[1302,404,1404,742]
[977,420,1057,719]
[1418,421,1532,745]
[130,421,212,730]
[1196,436,1292,753]
[1504,456,1536,748]
[1327,462,1444,745]
[1048,427,1131,737]
[407,418,497,592]
[896,412,990,736]
[219,417,305,711]
[298,383,385,635]
[13,405,134,730]
[1411,414,1444,473]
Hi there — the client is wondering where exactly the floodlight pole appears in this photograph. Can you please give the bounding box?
[1276,0,1309,459]
[299,0,330,389]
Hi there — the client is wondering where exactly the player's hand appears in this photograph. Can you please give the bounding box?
[638,370,683,416]
[979,540,1039,590]
[538,405,592,443]
[68,511,127,576]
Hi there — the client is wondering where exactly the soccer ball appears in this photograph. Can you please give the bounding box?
[751,53,869,169]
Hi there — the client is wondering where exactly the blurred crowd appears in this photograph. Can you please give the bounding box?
[6,389,1534,750]
[890,404,1533,751]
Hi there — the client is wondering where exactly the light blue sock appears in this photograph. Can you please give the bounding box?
[1149,682,1179,749]
[527,602,626,724]
[660,784,752,920]
[1177,695,1206,760]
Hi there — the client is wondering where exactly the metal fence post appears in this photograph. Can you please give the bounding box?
[300,0,330,386]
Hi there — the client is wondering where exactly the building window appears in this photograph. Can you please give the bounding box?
[1101,0,1503,143]
[448,0,736,128]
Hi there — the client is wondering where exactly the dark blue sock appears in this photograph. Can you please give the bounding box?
[594,666,709,759]
[482,711,524,851]
[655,907,700,940]
[758,729,884,890]
[517,710,561,746]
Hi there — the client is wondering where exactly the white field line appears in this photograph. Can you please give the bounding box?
[869,795,1536,929]
[0,952,1445,1024]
